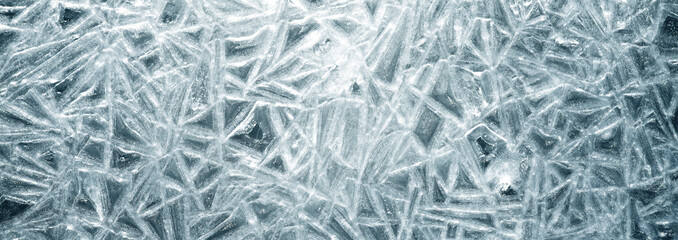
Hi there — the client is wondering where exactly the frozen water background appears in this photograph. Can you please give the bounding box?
[1,0,678,239]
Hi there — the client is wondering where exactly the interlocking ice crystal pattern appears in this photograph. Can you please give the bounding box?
[1,0,678,239]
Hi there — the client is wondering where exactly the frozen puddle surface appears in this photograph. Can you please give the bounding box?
[0,1,677,239]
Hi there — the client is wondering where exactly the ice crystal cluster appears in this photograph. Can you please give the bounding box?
[1,0,678,239]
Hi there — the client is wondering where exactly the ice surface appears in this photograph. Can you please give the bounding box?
[1,0,678,239]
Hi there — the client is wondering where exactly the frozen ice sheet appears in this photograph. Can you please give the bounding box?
[0,0,677,239]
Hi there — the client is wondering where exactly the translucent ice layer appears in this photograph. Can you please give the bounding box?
[0,0,677,239]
